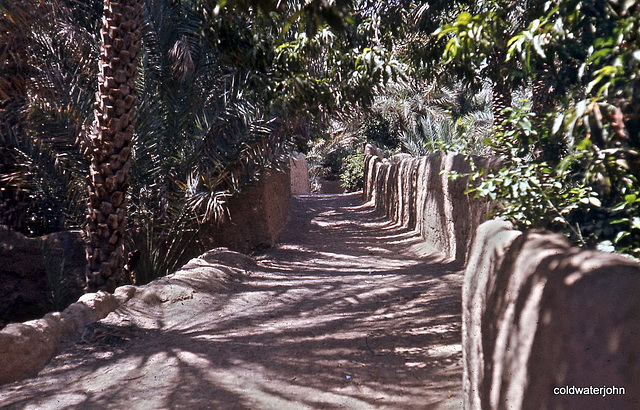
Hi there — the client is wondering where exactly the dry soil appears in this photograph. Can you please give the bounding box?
[0,193,463,409]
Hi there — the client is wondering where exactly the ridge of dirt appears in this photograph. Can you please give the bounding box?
[0,193,463,409]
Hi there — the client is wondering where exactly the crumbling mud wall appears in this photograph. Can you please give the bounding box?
[364,145,640,409]
[363,144,496,263]
[0,249,254,385]
[464,220,640,409]
[318,179,345,194]
[0,227,86,329]
[290,152,311,195]
[208,169,291,254]
[0,287,130,385]
[0,164,291,385]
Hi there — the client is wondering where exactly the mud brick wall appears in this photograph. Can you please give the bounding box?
[0,168,292,385]
[363,144,495,263]
[364,145,640,409]
[208,169,291,254]
[0,249,254,385]
[0,227,86,328]
[290,151,311,195]
[464,220,640,409]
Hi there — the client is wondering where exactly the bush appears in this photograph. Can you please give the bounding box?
[467,105,640,259]
[340,145,365,192]
[359,114,399,149]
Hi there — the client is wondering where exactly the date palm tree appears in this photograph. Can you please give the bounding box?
[411,0,540,127]
[85,0,143,292]
[372,80,492,156]
[1,0,97,236]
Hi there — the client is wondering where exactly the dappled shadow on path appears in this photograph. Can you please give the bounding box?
[0,193,463,409]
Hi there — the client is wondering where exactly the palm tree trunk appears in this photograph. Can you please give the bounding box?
[487,47,513,129]
[492,79,512,128]
[86,0,142,292]
[531,63,554,117]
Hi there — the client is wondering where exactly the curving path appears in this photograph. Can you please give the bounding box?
[0,193,463,409]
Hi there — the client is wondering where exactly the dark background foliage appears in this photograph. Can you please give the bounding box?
[2,0,638,294]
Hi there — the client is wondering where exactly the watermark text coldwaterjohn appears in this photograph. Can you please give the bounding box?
[554,385,626,397]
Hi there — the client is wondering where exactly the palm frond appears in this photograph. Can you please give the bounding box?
[0,0,93,235]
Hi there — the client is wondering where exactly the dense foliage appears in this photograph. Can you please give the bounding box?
[430,0,640,257]
[322,0,640,258]
[0,0,404,286]
[2,0,638,292]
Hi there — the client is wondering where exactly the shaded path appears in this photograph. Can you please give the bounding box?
[0,193,463,409]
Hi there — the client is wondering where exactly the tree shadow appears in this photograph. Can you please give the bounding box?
[0,193,463,409]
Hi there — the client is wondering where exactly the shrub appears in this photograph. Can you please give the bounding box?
[340,145,365,192]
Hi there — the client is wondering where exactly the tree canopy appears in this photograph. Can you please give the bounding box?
[1,0,638,289]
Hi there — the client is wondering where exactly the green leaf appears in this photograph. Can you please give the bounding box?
[588,48,613,64]
[575,138,592,151]
[612,201,628,211]
[530,19,541,33]
[552,112,564,134]
[457,12,472,26]
[596,240,615,253]
[610,218,630,225]
[532,35,546,58]
[575,100,588,121]
[625,194,638,204]
[552,17,565,36]
[614,231,630,244]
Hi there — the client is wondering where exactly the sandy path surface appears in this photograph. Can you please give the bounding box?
[0,193,463,409]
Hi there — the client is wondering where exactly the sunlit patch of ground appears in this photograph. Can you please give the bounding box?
[0,192,463,409]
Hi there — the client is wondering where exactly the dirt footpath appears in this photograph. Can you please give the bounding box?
[0,193,463,409]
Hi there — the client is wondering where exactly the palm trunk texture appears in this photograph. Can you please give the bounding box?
[86,0,142,292]
[492,82,512,128]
